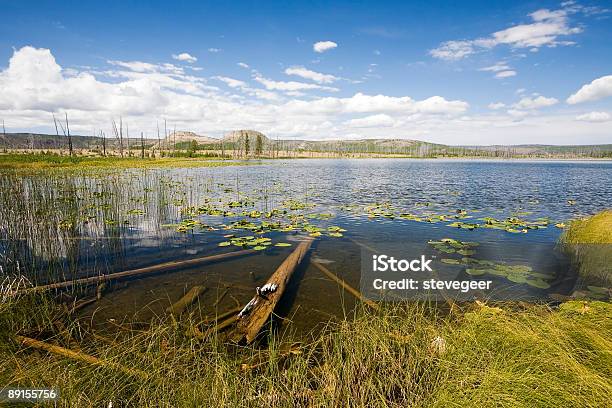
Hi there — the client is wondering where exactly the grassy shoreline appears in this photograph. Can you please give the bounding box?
[1,292,610,407]
[0,153,256,170]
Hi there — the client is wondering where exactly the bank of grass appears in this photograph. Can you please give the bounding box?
[0,153,252,170]
[1,295,610,407]
[561,209,612,287]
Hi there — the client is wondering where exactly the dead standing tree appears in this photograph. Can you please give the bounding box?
[65,113,73,156]
[100,130,107,156]
[111,119,123,157]
[164,119,168,156]
[119,117,124,157]
[55,113,73,156]
[156,121,161,158]
[126,123,130,156]
[140,131,145,158]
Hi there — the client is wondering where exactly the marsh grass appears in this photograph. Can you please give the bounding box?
[1,294,610,407]
[561,210,612,287]
[0,153,252,170]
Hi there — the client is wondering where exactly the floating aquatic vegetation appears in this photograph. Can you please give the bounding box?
[428,238,479,253]
[352,200,563,236]
[429,238,554,289]
[174,218,201,232]
[219,235,273,250]
[282,199,313,210]
[365,203,396,219]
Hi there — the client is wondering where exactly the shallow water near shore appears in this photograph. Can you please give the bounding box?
[1,158,611,336]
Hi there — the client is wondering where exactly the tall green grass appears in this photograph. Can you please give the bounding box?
[561,210,612,288]
[1,295,610,407]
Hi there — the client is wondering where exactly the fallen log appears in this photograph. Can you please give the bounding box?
[14,335,147,379]
[200,305,243,326]
[166,285,207,316]
[311,261,380,311]
[229,238,314,344]
[15,249,255,295]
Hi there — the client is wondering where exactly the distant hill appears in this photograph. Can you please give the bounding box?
[154,131,218,149]
[166,131,218,144]
[1,131,611,158]
[222,130,267,142]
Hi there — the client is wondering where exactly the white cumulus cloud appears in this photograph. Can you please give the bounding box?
[513,95,558,110]
[284,66,339,84]
[214,76,247,88]
[172,52,197,63]
[253,75,339,92]
[313,41,338,53]
[567,75,612,104]
[8,46,610,145]
[430,5,583,60]
[575,111,610,122]
[345,114,395,128]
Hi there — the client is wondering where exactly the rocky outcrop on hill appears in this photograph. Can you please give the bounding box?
[165,131,218,144]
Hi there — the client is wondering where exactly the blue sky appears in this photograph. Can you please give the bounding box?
[0,0,611,144]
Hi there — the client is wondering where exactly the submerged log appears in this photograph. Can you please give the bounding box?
[166,285,207,316]
[213,288,230,307]
[230,238,314,344]
[69,297,97,314]
[200,305,243,326]
[14,335,147,378]
[15,249,255,295]
[311,261,380,311]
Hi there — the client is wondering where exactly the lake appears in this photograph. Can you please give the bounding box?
[1,159,611,335]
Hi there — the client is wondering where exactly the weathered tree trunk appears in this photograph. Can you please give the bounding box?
[230,238,313,344]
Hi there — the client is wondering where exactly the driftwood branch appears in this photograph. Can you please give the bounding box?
[14,335,147,379]
[312,261,380,311]
[166,286,207,316]
[16,249,255,295]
